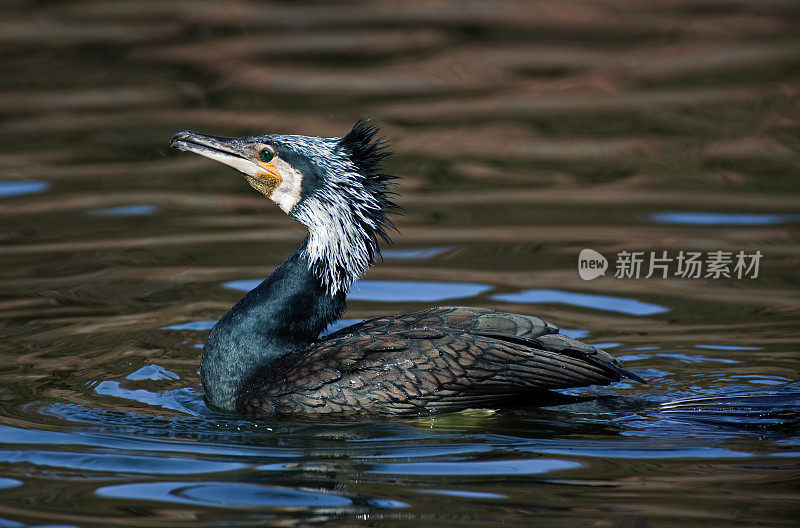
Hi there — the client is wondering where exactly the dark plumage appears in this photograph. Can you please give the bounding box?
[238,307,642,415]
[170,120,643,416]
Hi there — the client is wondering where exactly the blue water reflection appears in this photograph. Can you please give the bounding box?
[322,318,365,335]
[358,444,494,459]
[0,478,22,491]
[368,458,581,475]
[492,289,667,315]
[0,180,49,198]
[94,381,198,414]
[349,281,492,302]
[161,320,217,331]
[0,450,246,475]
[225,279,493,302]
[524,443,752,459]
[617,353,655,362]
[561,328,590,339]
[88,205,157,216]
[382,247,451,259]
[126,364,179,381]
[0,424,297,458]
[696,344,762,351]
[419,489,507,499]
[96,481,355,508]
[0,517,26,528]
[729,375,792,385]
[651,212,800,225]
[656,353,741,364]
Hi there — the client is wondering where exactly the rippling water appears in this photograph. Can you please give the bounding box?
[1,1,799,526]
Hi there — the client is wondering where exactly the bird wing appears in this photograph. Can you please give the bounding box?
[237,312,642,415]
[324,306,559,341]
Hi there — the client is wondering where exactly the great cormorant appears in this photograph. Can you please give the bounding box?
[170,120,644,415]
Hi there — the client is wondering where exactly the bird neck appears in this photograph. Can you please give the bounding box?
[292,185,384,296]
[201,237,346,411]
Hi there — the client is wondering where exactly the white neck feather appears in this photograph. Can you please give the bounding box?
[292,184,382,296]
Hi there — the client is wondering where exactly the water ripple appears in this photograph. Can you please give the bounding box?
[367,458,582,475]
[0,424,300,458]
[87,204,157,216]
[382,247,451,259]
[0,450,247,475]
[491,289,667,315]
[161,320,217,331]
[651,212,800,225]
[224,279,493,302]
[126,364,180,381]
[95,481,356,508]
[0,478,22,490]
[0,180,49,198]
[94,381,199,414]
[419,489,507,499]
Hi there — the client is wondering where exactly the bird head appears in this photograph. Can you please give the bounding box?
[170,120,399,294]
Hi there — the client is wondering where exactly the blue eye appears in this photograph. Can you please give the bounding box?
[259,149,274,163]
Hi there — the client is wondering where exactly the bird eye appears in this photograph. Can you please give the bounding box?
[259,148,274,163]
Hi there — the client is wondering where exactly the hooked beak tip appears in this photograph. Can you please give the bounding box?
[169,130,193,149]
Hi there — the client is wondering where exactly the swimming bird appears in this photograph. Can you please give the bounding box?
[170,120,643,416]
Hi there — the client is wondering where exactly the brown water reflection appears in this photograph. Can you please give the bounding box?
[1,0,799,526]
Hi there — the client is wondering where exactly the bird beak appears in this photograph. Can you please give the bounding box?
[170,130,262,177]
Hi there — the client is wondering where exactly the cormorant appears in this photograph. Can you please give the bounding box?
[170,120,644,416]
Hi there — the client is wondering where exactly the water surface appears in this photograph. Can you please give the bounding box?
[0,1,799,526]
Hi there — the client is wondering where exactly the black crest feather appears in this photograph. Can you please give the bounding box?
[340,119,390,174]
[338,119,401,245]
